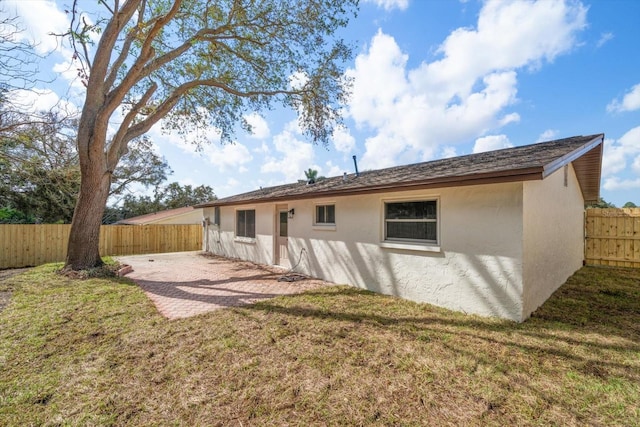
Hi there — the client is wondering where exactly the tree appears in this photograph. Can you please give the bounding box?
[0,109,170,223]
[623,201,637,208]
[62,0,357,270]
[0,11,40,96]
[158,182,216,210]
[587,198,616,209]
[104,182,216,223]
[303,167,325,183]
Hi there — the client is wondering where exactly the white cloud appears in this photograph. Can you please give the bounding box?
[214,177,243,198]
[601,127,640,183]
[537,129,559,142]
[323,161,343,178]
[253,142,270,154]
[607,83,640,113]
[441,146,458,158]
[347,0,587,170]
[363,0,409,11]
[151,123,253,172]
[633,156,640,175]
[473,135,513,153]
[4,0,69,55]
[261,122,315,182]
[8,88,79,116]
[596,32,614,48]
[332,125,356,153]
[203,143,253,171]
[244,113,271,139]
[602,176,640,191]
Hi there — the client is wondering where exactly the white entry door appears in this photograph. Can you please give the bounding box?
[276,209,290,268]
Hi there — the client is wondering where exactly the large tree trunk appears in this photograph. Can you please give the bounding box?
[65,164,111,270]
[65,129,112,270]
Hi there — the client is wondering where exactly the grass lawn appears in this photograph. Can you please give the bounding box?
[0,263,639,426]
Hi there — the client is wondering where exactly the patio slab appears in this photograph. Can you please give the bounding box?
[116,251,334,319]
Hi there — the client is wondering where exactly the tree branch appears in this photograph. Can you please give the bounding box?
[106,82,157,170]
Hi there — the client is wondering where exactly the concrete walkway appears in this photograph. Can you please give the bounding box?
[117,252,333,320]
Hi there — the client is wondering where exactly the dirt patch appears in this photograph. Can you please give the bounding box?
[0,268,31,281]
[0,268,30,313]
[0,291,10,312]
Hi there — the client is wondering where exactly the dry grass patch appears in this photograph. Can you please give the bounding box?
[0,265,638,426]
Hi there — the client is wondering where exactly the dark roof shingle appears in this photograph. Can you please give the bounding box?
[198,134,603,207]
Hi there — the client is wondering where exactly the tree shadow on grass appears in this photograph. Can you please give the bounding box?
[245,268,640,379]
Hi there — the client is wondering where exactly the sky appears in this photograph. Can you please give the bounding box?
[3,0,640,207]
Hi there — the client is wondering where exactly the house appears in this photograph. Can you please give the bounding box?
[197,134,604,321]
[116,206,204,225]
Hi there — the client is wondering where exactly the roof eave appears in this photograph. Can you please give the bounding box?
[541,134,604,178]
[541,134,603,204]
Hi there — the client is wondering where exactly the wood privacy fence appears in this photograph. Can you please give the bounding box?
[585,208,640,268]
[0,224,203,269]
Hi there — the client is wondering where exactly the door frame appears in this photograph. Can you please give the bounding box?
[275,204,290,267]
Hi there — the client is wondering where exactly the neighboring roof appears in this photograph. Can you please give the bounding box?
[116,206,199,225]
[197,134,604,208]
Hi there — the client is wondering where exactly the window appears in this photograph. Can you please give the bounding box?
[315,204,335,225]
[213,207,221,226]
[236,209,255,238]
[384,200,437,244]
[279,211,288,237]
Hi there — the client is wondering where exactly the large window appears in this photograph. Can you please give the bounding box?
[315,204,335,225]
[384,200,437,244]
[236,209,256,238]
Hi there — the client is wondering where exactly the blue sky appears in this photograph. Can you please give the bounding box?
[4,0,640,206]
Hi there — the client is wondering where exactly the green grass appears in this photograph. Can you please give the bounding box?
[0,264,639,426]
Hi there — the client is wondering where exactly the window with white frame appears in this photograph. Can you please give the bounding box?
[315,204,335,225]
[236,209,255,238]
[384,200,437,244]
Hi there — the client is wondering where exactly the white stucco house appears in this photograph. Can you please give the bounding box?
[197,134,604,321]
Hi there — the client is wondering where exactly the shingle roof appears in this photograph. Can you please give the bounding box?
[116,206,197,225]
[198,134,604,207]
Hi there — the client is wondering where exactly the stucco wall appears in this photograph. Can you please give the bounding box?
[522,164,585,319]
[203,204,274,266]
[285,183,525,320]
[203,182,531,320]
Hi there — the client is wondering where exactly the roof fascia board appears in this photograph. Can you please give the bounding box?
[541,134,604,178]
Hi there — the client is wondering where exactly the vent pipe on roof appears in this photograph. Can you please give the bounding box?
[352,155,359,177]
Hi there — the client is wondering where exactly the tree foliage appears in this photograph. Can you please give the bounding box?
[303,167,325,183]
[0,109,171,223]
[62,0,358,269]
[104,182,216,224]
[623,201,637,208]
[587,198,617,209]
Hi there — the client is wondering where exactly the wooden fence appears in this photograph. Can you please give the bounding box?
[0,224,203,269]
[585,208,640,268]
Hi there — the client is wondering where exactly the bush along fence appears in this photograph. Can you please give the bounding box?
[585,208,640,268]
[0,224,203,269]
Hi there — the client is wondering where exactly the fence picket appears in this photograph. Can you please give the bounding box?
[585,208,640,268]
[0,224,203,269]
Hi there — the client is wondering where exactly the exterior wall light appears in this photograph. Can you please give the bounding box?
[288,208,295,219]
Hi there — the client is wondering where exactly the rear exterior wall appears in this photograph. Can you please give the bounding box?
[205,182,526,321]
